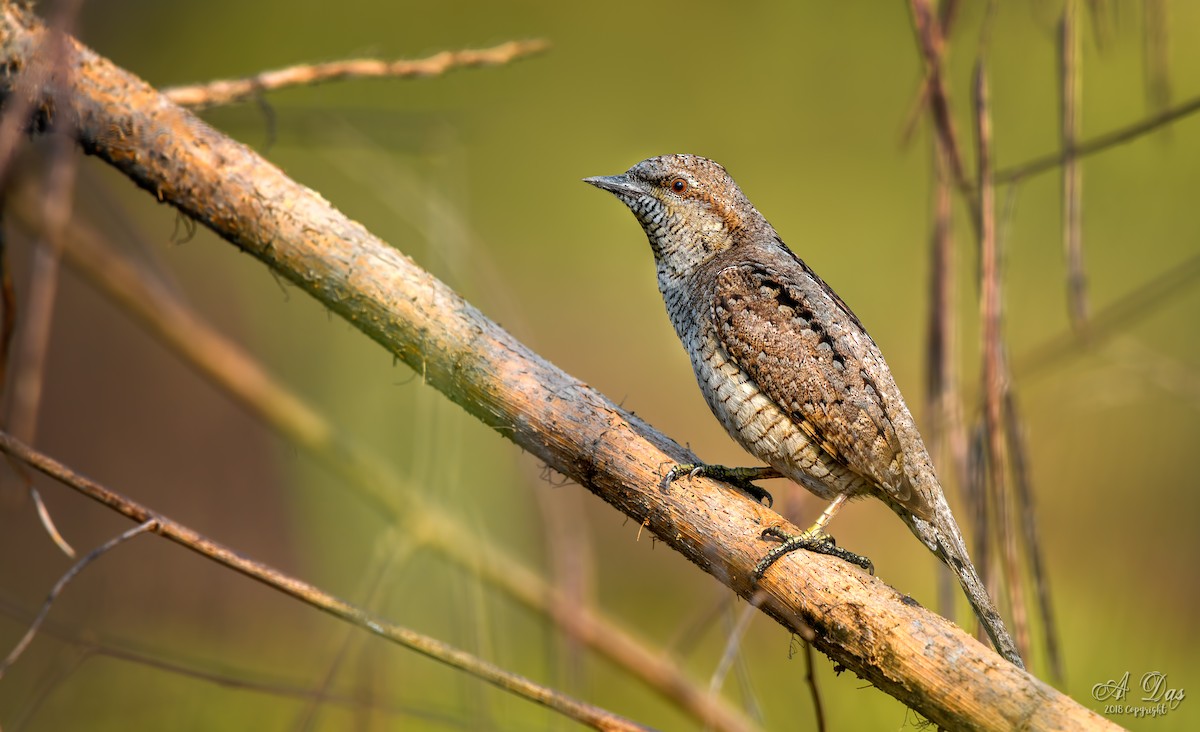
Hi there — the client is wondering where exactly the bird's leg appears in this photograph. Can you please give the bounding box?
[753,494,874,578]
[662,463,779,507]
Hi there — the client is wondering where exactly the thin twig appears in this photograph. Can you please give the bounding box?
[1060,0,1088,330]
[925,136,964,623]
[973,53,999,588]
[965,423,988,599]
[1014,250,1200,381]
[802,640,825,732]
[906,0,969,193]
[973,54,1029,655]
[291,530,419,732]
[0,430,651,732]
[0,519,155,679]
[1112,337,1200,407]
[996,176,1038,663]
[899,0,960,148]
[994,94,1200,183]
[1003,390,1063,684]
[708,602,757,700]
[27,486,73,555]
[163,40,550,110]
[904,0,983,233]
[667,590,736,659]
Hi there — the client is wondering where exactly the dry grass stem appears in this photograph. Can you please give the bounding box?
[707,602,756,702]
[1060,0,1089,331]
[801,639,825,732]
[925,139,967,623]
[1003,391,1063,682]
[290,531,420,730]
[907,0,969,197]
[973,55,1031,661]
[163,40,550,110]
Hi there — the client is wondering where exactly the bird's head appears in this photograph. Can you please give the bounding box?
[585,154,767,276]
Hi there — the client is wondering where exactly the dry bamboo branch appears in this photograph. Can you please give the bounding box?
[972,56,1029,661]
[1059,0,1089,331]
[924,136,966,624]
[907,0,968,191]
[0,430,651,732]
[906,0,985,239]
[162,40,550,110]
[0,5,1116,729]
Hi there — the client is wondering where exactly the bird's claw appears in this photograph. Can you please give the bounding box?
[754,526,874,579]
[659,463,693,491]
[660,462,774,508]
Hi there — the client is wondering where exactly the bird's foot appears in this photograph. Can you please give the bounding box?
[754,526,874,579]
[662,463,776,508]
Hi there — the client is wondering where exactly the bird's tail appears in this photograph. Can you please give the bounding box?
[908,496,1025,668]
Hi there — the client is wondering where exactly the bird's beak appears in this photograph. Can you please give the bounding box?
[583,174,644,197]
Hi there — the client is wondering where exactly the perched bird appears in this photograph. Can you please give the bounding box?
[585,154,1023,668]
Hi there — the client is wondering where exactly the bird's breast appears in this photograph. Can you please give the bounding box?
[661,281,871,502]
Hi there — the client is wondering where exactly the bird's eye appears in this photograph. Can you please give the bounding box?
[669,177,688,194]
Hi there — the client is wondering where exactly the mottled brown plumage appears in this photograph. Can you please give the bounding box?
[585,154,1023,668]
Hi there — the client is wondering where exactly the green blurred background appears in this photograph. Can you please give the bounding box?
[1,0,1198,729]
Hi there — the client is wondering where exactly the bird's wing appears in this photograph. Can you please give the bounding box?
[712,262,911,504]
